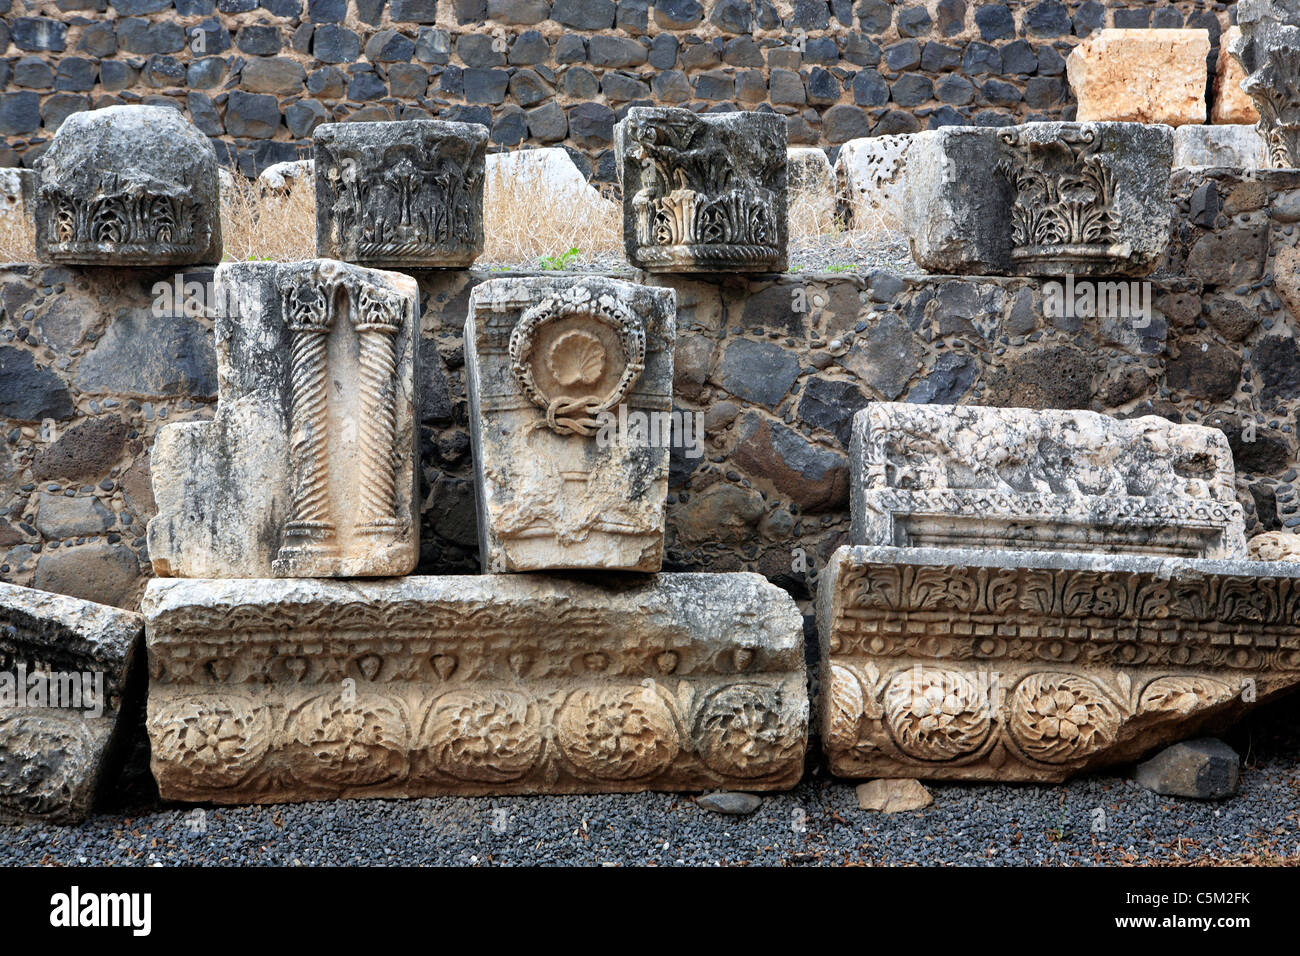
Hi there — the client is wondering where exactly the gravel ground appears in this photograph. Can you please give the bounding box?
[3,697,1298,867]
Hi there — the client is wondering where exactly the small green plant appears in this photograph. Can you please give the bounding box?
[538,246,581,270]
[825,263,855,273]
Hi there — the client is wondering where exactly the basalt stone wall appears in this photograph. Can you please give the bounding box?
[5,162,1300,617]
[0,0,1235,178]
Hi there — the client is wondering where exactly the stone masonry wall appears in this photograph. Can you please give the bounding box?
[3,167,1300,625]
[1,0,1235,177]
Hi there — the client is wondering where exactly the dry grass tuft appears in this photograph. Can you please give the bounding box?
[481,162,622,269]
[218,175,316,263]
[0,205,35,263]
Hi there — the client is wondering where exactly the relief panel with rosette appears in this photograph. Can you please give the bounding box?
[34,105,222,266]
[466,276,676,572]
[615,107,788,274]
[314,119,486,268]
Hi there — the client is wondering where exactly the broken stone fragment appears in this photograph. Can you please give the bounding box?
[147,259,419,578]
[314,119,486,268]
[1215,27,1260,125]
[849,403,1247,560]
[855,778,932,812]
[0,581,142,824]
[465,275,676,572]
[1066,28,1210,126]
[905,122,1173,277]
[615,106,788,273]
[143,573,808,802]
[787,146,835,223]
[34,105,222,266]
[818,545,1300,783]
[1134,738,1241,799]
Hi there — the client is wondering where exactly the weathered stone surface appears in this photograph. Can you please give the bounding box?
[0,581,142,824]
[1135,738,1241,798]
[486,146,609,205]
[1249,530,1300,559]
[1173,124,1268,168]
[257,158,313,196]
[1215,26,1260,125]
[0,167,35,224]
[851,403,1246,559]
[1066,29,1209,126]
[465,276,675,572]
[787,146,834,223]
[615,106,788,273]
[34,105,222,265]
[32,541,143,609]
[314,119,486,268]
[1231,0,1300,166]
[906,122,1173,277]
[148,259,419,578]
[855,778,932,812]
[696,791,762,813]
[818,545,1300,782]
[143,573,808,801]
[834,134,912,230]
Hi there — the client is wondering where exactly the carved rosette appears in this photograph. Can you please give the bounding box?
[882,668,992,760]
[419,690,543,783]
[0,711,99,820]
[1008,673,1121,763]
[557,685,680,780]
[289,693,409,786]
[150,693,273,791]
[619,107,788,273]
[693,683,805,779]
[507,285,646,437]
[997,126,1128,275]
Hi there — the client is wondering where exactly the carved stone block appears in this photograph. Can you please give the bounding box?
[615,107,788,273]
[850,403,1247,559]
[34,105,222,266]
[143,573,808,802]
[0,581,142,824]
[314,120,486,268]
[818,545,1300,782]
[465,276,676,572]
[1172,124,1268,168]
[905,122,1173,277]
[1066,28,1210,126]
[147,259,419,578]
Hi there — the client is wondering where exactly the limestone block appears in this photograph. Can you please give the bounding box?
[855,778,932,812]
[34,105,222,266]
[1066,28,1210,126]
[1214,27,1260,125]
[817,545,1300,782]
[615,107,788,273]
[465,276,676,572]
[143,573,809,802]
[1249,530,1300,559]
[314,120,486,268]
[906,122,1174,277]
[1173,124,1268,168]
[834,135,913,230]
[788,146,835,223]
[0,581,142,824]
[147,259,419,578]
[850,403,1247,559]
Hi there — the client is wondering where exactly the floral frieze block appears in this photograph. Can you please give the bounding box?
[34,105,222,266]
[143,574,808,802]
[818,546,1300,782]
[615,107,788,273]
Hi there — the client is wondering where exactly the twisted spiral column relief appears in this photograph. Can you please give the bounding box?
[353,284,403,536]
